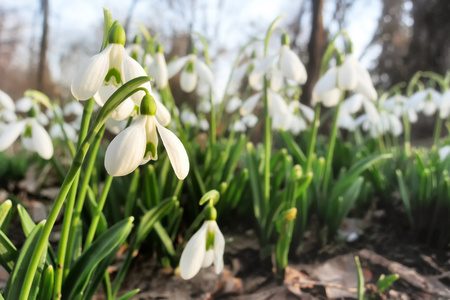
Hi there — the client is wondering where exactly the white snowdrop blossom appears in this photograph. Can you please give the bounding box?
[147,45,169,90]
[338,94,380,131]
[240,90,288,119]
[249,35,307,92]
[0,90,17,123]
[199,119,209,131]
[167,53,214,93]
[0,118,53,159]
[273,101,314,135]
[180,220,225,280]
[71,22,149,121]
[439,145,450,161]
[408,88,441,116]
[439,90,450,119]
[313,53,377,106]
[180,109,198,126]
[226,96,243,113]
[104,94,189,179]
[384,94,419,123]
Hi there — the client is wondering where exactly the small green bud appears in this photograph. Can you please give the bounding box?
[204,205,217,221]
[133,34,141,45]
[24,124,32,138]
[205,227,215,250]
[251,50,257,59]
[190,47,197,55]
[140,94,157,116]
[156,43,164,54]
[281,33,290,46]
[108,21,126,46]
[336,51,344,66]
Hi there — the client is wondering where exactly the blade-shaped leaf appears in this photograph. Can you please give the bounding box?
[0,230,18,273]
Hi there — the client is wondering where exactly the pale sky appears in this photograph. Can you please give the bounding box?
[2,0,382,98]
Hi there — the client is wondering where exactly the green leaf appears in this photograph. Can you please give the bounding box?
[279,130,306,165]
[0,200,12,228]
[125,169,140,218]
[134,197,177,247]
[154,222,176,256]
[38,265,54,300]
[5,221,46,300]
[62,218,134,300]
[396,170,413,226]
[330,177,363,233]
[355,256,365,300]
[377,274,399,292]
[0,230,18,273]
[118,288,140,300]
[25,89,53,109]
[329,154,391,203]
[246,142,263,223]
[17,204,36,237]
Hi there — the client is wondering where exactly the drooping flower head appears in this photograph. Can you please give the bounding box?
[71,21,150,121]
[180,205,225,280]
[104,93,189,179]
[147,44,169,90]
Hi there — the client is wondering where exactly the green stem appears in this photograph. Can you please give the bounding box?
[20,122,101,300]
[84,175,114,249]
[322,92,345,196]
[64,125,106,277]
[209,89,216,147]
[53,98,94,299]
[378,133,386,154]
[263,77,271,225]
[306,104,321,172]
[434,114,442,147]
[402,113,411,156]
[50,156,65,182]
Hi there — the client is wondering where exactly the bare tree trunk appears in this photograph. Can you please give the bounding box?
[301,0,325,105]
[37,0,49,92]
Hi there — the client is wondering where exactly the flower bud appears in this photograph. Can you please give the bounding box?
[156,43,164,54]
[140,94,157,116]
[108,21,126,45]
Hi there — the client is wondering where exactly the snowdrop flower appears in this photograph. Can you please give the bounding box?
[63,101,84,117]
[199,119,209,131]
[0,90,17,123]
[71,21,149,121]
[50,122,77,142]
[338,94,380,131]
[273,101,314,135]
[180,218,225,280]
[240,90,288,118]
[439,145,450,161]
[439,90,450,119]
[0,117,53,159]
[147,44,169,90]
[167,52,214,93]
[197,100,211,114]
[408,88,441,116]
[226,96,243,113]
[384,94,419,123]
[104,94,189,179]
[105,118,127,135]
[126,35,144,61]
[249,33,307,92]
[180,109,198,126]
[313,53,377,106]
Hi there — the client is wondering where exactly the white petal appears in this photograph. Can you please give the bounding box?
[299,103,315,122]
[270,70,284,92]
[15,97,34,113]
[64,101,84,116]
[249,55,277,90]
[2,110,17,123]
[197,100,211,114]
[242,114,258,127]
[142,116,159,162]
[121,50,151,105]
[389,114,403,136]
[268,90,288,115]
[71,45,112,101]
[195,60,214,87]
[337,54,358,90]
[408,109,418,123]
[167,55,191,78]
[440,91,450,119]
[180,222,208,280]
[148,52,168,89]
[202,250,214,268]
[112,99,136,121]
[422,100,436,116]
[212,221,225,275]
[280,45,307,84]
[313,68,338,99]
[240,92,262,115]
[342,94,363,114]
[180,69,198,93]
[321,88,342,107]
[155,101,171,126]
[226,97,242,113]
[362,98,380,124]
[409,90,427,110]
[0,90,15,111]
[29,120,53,159]
[439,145,450,161]
[104,116,147,176]
[156,121,189,180]
[355,63,377,100]
[0,120,26,151]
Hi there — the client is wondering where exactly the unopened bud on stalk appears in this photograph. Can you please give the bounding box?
[108,21,126,45]
[281,33,290,46]
[140,94,157,116]
[204,205,217,221]
[156,43,164,54]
